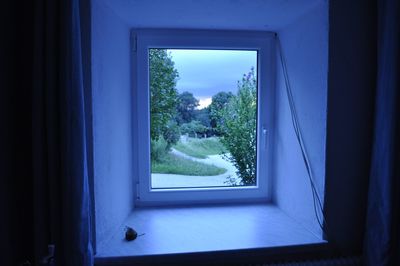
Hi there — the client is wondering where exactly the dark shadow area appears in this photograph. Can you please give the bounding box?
[0,1,35,265]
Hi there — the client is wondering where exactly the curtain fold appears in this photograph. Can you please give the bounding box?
[33,0,93,265]
[364,0,400,265]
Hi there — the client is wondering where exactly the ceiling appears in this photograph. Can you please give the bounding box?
[100,0,325,31]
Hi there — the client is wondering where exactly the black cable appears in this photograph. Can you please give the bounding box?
[276,35,329,237]
[281,43,326,232]
[280,39,327,233]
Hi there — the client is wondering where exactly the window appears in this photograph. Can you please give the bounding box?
[132,29,275,205]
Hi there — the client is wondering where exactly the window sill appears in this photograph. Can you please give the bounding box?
[95,203,327,265]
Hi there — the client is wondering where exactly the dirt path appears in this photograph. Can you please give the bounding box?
[151,149,240,188]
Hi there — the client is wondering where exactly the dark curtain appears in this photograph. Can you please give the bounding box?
[364,0,400,265]
[32,0,94,265]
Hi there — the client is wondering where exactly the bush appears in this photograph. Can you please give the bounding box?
[180,120,208,137]
[150,137,169,162]
[218,68,257,185]
[162,120,180,148]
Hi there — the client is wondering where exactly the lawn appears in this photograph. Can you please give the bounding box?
[173,137,227,159]
[151,153,226,176]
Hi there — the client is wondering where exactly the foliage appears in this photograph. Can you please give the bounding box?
[218,68,257,185]
[194,108,211,128]
[150,137,169,162]
[194,108,213,136]
[162,120,181,148]
[149,49,179,142]
[151,153,226,176]
[180,120,208,137]
[173,137,227,159]
[209,91,234,132]
[176,91,199,124]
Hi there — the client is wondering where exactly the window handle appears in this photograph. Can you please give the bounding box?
[262,127,268,150]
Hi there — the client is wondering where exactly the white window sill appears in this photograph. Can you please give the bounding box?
[95,203,326,265]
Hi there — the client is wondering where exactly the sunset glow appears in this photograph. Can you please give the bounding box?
[197,97,212,109]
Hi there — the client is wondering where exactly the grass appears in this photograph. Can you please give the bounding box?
[151,153,226,176]
[173,137,227,159]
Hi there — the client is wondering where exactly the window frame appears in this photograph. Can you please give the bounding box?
[131,29,276,206]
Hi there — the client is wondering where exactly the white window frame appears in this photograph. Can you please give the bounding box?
[131,29,275,206]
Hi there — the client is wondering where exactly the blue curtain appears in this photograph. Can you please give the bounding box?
[32,0,94,265]
[364,0,400,265]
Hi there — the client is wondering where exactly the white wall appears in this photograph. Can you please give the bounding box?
[101,0,322,31]
[92,1,134,248]
[272,2,329,237]
[91,0,329,246]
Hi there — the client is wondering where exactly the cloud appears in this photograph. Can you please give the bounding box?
[197,97,212,109]
[168,49,257,98]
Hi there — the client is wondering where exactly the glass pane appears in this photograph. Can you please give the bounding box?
[149,49,258,189]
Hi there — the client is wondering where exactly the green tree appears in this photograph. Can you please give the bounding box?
[219,68,257,185]
[162,120,181,148]
[194,107,213,137]
[176,91,199,124]
[209,91,233,131]
[149,49,179,142]
[194,108,211,126]
[180,120,208,137]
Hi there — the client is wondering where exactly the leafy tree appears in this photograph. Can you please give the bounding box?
[149,49,179,143]
[194,108,211,127]
[219,68,257,185]
[176,91,199,124]
[209,91,234,131]
[162,120,181,148]
[194,108,213,136]
[180,120,208,137]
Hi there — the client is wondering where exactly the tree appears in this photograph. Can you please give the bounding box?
[180,120,208,138]
[219,68,257,185]
[194,108,213,136]
[209,91,233,131]
[176,91,199,124]
[194,108,211,127]
[149,49,179,143]
[162,120,180,148]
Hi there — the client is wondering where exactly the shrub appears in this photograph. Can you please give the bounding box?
[180,120,208,137]
[150,137,169,162]
[218,68,257,185]
[162,120,180,148]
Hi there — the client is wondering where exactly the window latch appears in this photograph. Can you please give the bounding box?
[262,127,268,150]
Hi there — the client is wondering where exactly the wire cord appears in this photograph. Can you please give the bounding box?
[276,35,329,237]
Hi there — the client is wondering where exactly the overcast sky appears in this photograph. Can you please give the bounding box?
[168,49,257,108]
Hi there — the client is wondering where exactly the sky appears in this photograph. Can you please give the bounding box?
[168,49,257,109]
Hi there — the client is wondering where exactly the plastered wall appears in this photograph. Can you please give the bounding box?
[92,0,134,248]
[272,2,329,237]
